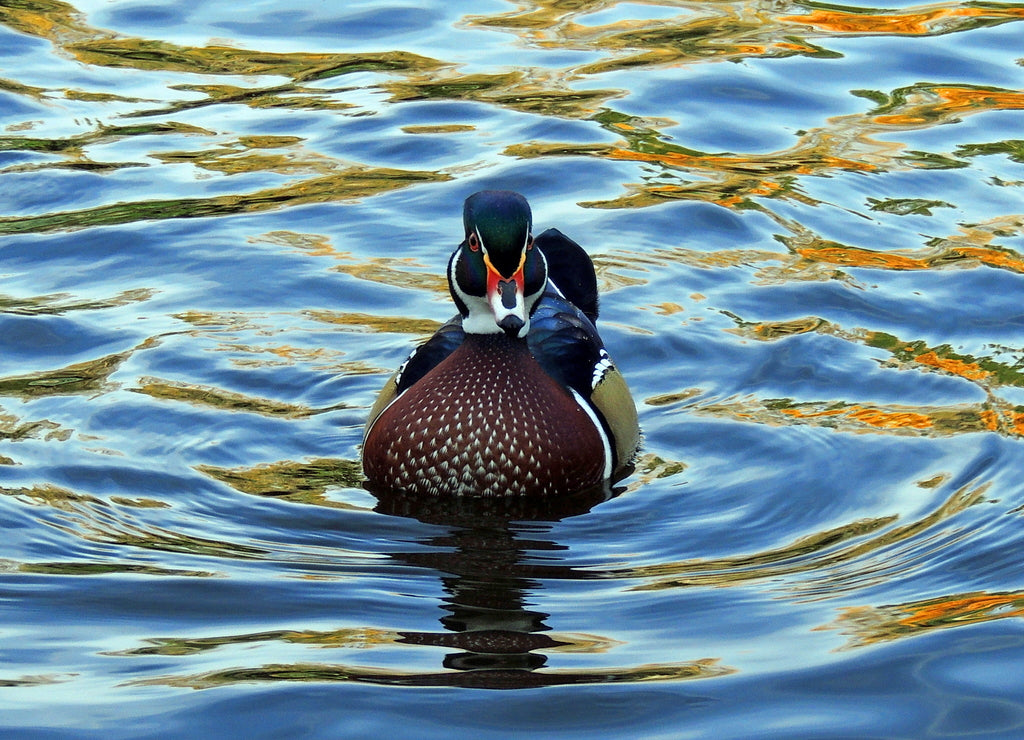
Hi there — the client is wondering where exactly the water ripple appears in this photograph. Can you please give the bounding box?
[3,0,1024,735]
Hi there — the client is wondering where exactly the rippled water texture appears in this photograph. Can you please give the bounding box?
[2,0,1024,737]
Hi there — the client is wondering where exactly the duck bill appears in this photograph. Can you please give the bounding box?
[485,255,527,337]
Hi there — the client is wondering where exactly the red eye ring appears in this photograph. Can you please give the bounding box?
[468,233,480,251]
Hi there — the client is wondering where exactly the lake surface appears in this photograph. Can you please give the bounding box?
[2,0,1024,737]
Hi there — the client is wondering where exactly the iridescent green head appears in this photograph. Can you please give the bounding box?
[449,191,547,337]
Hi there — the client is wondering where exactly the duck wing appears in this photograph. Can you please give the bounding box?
[533,228,599,324]
[528,289,639,475]
[394,317,465,394]
[527,289,605,400]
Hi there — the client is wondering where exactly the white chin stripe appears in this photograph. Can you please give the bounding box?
[463,310,509,334]
[490,293,526,327]
[448,249,542,337]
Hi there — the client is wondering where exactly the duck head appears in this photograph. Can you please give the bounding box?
[448,191,547,339]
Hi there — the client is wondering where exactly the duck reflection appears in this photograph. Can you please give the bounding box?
[372,485,615,689]
[114,472,731,690]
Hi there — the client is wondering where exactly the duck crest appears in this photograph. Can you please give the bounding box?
[363,334,607,497]
[361,191,640,498]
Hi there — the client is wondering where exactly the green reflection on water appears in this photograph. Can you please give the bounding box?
[134,657,734,689]
[198,458,364,509]
[132,378,347,418]
[614,481,989,592]
[2,0,1022,246]
[1,0,1023,700]
[0,288,156,315]
[0,482,268,560]
[0,167,452,234]
[0,350,130,398]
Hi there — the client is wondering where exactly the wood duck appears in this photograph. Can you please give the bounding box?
[362,190,640,497]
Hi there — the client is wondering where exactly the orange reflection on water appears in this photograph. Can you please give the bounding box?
[795,246,929,270]
[846,407,934,430]
[606,146,874,176]
[975,408,1024,436]
[829,590,1024,648]
[780,405,934,430]
[875,86,1024,126]
[793,243,1024,275]
[953,246,1024,273]
[903,592,1024,624]
[914,351,990,381]
[781,5,1024,36]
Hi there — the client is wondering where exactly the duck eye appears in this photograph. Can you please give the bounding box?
[526,235,534,250]
[468,233,480,251]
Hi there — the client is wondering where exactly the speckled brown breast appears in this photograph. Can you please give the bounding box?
[363,334,606,497]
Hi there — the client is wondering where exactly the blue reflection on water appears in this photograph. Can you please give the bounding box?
[2,0,1024,737]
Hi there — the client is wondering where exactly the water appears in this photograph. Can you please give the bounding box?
[2,0,1024,736]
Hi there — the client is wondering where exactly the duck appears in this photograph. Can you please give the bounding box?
[362,190,639,497]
